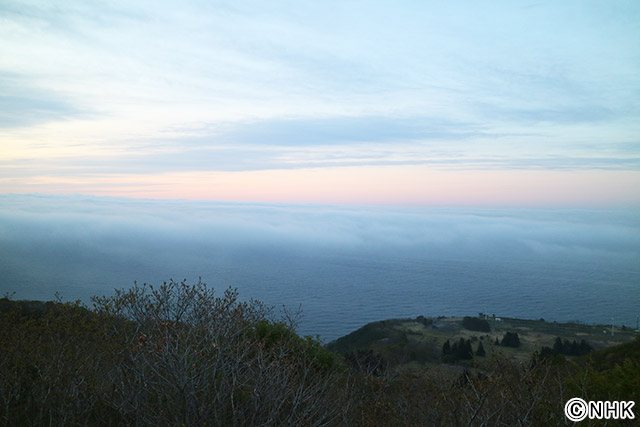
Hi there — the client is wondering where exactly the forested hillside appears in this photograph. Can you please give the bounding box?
[1,281,638,426]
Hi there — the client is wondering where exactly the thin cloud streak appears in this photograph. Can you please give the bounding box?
[0,1,639,204]
[1,169,639,207]
[1,193,638,262]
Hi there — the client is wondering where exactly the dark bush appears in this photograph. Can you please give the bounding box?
[0,280,349,426]
[501,331,521,348]
[462,316,491,332]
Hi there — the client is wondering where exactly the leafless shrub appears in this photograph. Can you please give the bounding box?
[91,279,350,426]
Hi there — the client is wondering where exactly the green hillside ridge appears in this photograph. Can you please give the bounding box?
[327,314,637,367]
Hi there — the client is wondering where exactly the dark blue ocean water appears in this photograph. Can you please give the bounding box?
[177,251,639,341]
[1,194,638,342]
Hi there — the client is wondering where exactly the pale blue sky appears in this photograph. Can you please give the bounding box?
[1,0,639,205]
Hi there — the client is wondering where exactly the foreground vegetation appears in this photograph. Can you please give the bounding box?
[1,281,638,426]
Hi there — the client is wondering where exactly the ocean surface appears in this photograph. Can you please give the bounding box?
[1,194,638,342]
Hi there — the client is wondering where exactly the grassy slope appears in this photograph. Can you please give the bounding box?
[327,315,638,366]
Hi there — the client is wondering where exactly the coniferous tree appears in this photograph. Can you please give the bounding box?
[569,340,580,356]
[476,341,486,357]
[549,337,593,357]
[453,338,473,360]
[442,340,451,355]
[464,339,473,359]
[501,332,520,348]
[455,338,464,359]
[553,337,564,355]
[579,339,593,355]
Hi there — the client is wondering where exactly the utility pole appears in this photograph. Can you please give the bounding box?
[611,318,614,336]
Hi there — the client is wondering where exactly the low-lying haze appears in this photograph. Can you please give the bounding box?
[1,194,637,340]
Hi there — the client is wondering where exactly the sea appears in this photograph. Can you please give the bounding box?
[1,194,638,342]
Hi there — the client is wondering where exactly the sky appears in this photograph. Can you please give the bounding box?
[1,0,639,206]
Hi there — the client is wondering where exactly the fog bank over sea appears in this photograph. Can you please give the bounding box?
[1,194,638,341]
